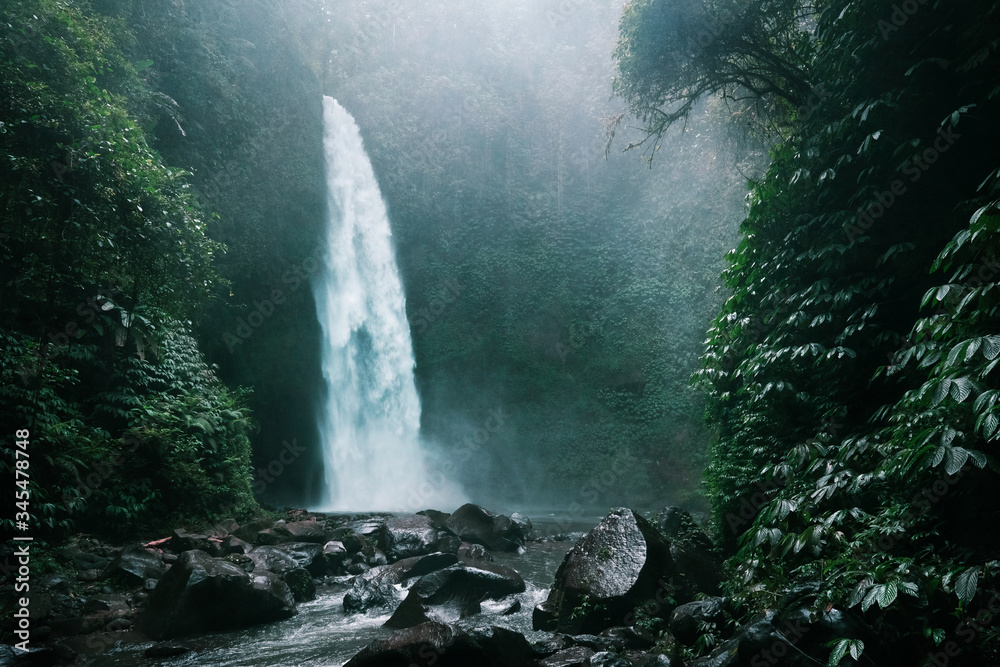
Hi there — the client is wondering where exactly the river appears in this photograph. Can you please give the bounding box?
[86,515,599,666]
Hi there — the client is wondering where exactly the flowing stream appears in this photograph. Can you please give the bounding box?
[313,97,461,511]
[86,515,598,667]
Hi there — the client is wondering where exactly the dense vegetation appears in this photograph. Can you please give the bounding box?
[616,0,1000,661]
[0,0,260,534]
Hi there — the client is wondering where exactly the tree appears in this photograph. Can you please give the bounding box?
[612,0,821,154]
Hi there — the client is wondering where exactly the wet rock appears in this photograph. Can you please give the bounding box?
[361,545,388,568]
[533,508,683,635]
[655,507,721,595]
[273,542,327,575]
[345,622,532,667]
[283,518,328,543]
[458,626,534,667]
[384,515,459,559]
[168,528,215,554]
[636,655,675,666]
[458,542,493,562]
[208,517,240,537]
[225,553,255,573]
[145,642,193,658]
[339,519,389,551]
[384,563,524,629]
[323,540,348,570]
[501,599,521,615]
[345,621,454,667]
[347,561,370,575]
[533,634,573,657]
[140,550,296,639]
[670,597,730,647]
[600,626,655,650]
[233,518,275,544]
[587,652,631,667]
[540,646,595,667]
[687,637,741,666]
[344,577,400,614]
[461,561,526,596]
[103,547,165,587]
[417,509,451,526]
[366,552,458,585]
[655,507,715,553]
[219,535,253,556]
[510,512,535,540]
[570,634,626,653]
[72,552,111,571]
[444,504,524,552]
[283,567,317,603]
[248,546,298,574]
[256,528,293,546]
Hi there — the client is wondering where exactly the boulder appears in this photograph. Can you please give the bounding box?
[365,552,458,586]
[345,622,532,667]
[458,542,493,562]
[510,512,535,540]
[385,514,460,559]
[219,535,253,556]
[283,518,328,543]
[343,577,401,614]
[283,567,317,603]
[384,563,524,629]
[72,552,111,571]
[248,546,298,574]
[540,646,595,667]
[338,519,389,552]
[417,509,451,526]
[168,528,216,554]
[103,547,166,587]
[273,542,327,576]
[655,507,721,595]
[670,597,729,647]
[361,545,388,568]
[587,652,631,667]
[141,550,295,639]
[233,519,275,544]
[345,621,455,667]
[533,507,684,635]
[443,504,524,552]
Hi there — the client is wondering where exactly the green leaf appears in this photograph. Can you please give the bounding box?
[878,581,898,608]
[955,567,979,602]
[828,639,849,666]
[945,447,969,475]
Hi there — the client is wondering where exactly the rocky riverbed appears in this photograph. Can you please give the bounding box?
[2,505,873,666]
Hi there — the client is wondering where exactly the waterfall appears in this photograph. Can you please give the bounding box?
[313,97,462,511]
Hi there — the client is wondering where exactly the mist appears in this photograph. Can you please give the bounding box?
[308,0,747,515]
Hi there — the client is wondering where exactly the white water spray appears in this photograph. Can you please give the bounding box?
[314,97,463,511]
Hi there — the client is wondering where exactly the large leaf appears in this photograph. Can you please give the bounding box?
[955,567,979,602]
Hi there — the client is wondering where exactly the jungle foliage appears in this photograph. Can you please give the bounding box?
[616,0,1000,662]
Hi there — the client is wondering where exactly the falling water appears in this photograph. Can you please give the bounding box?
[314,97,461,511]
